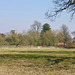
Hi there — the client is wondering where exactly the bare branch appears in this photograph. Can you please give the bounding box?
[46,0,75,21]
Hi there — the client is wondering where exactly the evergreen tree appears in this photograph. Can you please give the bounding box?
[42,23,51,32]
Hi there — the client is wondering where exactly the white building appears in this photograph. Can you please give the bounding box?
[11,30,18,34]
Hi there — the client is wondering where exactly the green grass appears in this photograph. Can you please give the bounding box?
[0,47,75,75]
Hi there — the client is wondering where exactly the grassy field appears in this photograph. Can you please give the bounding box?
[0,47,75,75]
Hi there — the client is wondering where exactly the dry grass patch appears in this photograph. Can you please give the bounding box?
[0,47,74,75]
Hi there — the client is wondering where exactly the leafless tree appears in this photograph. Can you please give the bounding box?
[72,31,75,36]
[46,0,75,21]
[31,21,41,32]
[61,24,71,43]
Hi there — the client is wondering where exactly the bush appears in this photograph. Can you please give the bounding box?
[66,42,75,48]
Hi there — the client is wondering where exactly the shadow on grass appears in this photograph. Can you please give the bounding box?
[0,54,75,65]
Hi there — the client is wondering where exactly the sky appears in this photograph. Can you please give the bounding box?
[0,0,75,35]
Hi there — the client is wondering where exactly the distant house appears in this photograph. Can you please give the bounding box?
[11,30,18,34]
[58,39,75,48]
[58,43,66,47]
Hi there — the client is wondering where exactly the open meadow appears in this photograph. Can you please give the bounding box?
[0,47,75,75]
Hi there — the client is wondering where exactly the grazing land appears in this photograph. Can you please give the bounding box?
[0,47,75,75]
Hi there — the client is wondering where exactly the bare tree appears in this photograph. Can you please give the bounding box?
[46,0,75,21]
[61,24,71,43]
[31,21,41,32]
[71,31,75,40]
[72,31,75,36]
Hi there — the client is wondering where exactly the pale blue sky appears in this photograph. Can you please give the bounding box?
[0,0,75,34]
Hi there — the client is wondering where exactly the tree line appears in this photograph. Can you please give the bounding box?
[0,21,73,47]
